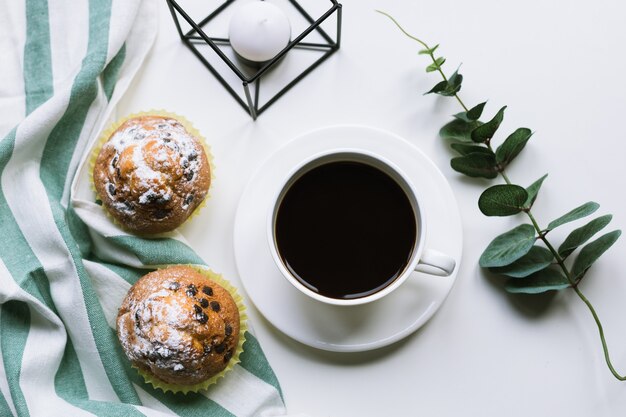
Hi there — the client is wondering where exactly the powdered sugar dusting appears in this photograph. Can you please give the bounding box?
[118,285,197,374]
[103,117,203,215]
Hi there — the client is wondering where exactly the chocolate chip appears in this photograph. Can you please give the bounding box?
[107,183,116,196]
[188,151,198,161]
[210,301,220,312]
[144,193,157,204]
[225,323,232,337]
[181,158,189,169]
[193,304,203,315]
[184,170,194,181]
[203,344,212,355]
[158,124,167,129]
[195,311,208,324]
[214,342,226,354]
[143,193,169,206]
[116,167,121,178]
[202,286,213,296]
[122,201,135,211]
[134,311,141,326]
[154,208,169,219]
[223,349,233,362]
[111,155,118,168]
[199,298,209,308]
[168,281,180,291]
[183,194,194,206]
[186,284,197,297]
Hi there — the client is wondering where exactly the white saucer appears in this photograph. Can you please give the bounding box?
[233,125,462,352]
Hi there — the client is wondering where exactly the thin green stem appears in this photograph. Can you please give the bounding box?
[454,95,470,113]
[525,210,544,238]
[375,11,429,50]
[573,286,626,380]
[377,10,469,113]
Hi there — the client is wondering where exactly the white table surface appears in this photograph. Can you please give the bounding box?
[118,0,626,415]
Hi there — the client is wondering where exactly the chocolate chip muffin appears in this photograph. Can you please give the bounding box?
[117,266,240,387]
[93,115,210,234]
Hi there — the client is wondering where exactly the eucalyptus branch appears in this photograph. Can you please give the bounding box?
[378,10,625,381]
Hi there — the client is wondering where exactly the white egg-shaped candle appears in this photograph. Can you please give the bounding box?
[228,1,292,64]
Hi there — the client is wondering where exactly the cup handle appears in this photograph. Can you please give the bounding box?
[414,248,456,277]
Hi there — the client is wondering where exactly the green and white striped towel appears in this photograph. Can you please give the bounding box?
[0,1,291,416]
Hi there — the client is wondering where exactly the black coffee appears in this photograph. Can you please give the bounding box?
[275,160,416,300]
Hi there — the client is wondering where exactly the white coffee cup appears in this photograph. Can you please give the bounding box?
[267,149,456,306]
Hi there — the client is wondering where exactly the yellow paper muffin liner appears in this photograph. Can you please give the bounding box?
[135,265,248,394]
[88,110,215,234]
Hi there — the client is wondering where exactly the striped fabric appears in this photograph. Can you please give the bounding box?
[0,1,287,416]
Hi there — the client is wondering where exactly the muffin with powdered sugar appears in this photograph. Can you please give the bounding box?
[117,266,242,391]
[93,115,210,234]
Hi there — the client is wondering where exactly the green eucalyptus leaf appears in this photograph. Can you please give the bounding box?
[478,184,528,216]
[524,174,548,209]
[454,102,487,123]
[426,69,463,97]
[466,102,487,121]
[418,44,439,55]
[443,70,463,96]
[490,246,554,278]
[450,153,498,179]
[571,230,622,281]
[479,224,536,268]
[440,119,482,142]
[504,268,570,294]
[450,143,494,157]
[426,57,446,72]
[559,215,613,259]
[546,201,600,231]
[471,106,507,143]
[495,128,533,166]
[426,80,448,95]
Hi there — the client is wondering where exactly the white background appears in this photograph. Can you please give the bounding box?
[118,0,626,415]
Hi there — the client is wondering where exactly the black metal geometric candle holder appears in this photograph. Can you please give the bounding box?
[166,0,342,120]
